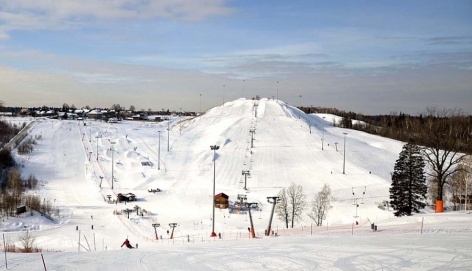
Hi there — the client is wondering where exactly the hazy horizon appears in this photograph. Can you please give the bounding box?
[1,1,471,114]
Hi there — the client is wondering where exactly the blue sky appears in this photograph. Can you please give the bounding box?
[0,0,471,114]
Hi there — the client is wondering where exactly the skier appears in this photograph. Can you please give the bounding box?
[121,238,134,249]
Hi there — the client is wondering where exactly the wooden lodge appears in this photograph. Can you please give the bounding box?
[214,193,229,209]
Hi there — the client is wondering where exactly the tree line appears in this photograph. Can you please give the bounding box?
[304,106,471,202]
[301,106,472,154]
[0,118,57,219]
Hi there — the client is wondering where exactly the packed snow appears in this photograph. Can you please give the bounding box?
[1,98,471,270]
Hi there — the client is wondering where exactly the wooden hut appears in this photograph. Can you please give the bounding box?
[214,193,229,209]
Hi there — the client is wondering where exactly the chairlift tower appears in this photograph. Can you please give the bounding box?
[169,223,178,239]
[266,196,280,236]
[124,208,132,219]
[241,170,250,190]
[152,223,160,240]
[253,102,258,118]
[246,202,258,238]
[237,194,247,212]
[249,128,256,148]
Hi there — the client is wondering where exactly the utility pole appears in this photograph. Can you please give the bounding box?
[179,108,182,135]
[167,120,170,152]
[246,202,258,238]
[158,131,161,170]
[96,135,101,161]
[111,142,116,189]
[241,170,250,190]
[266,197,280,236]
[343,132,348,174]
[223,84,225,106]
[276,81,279,101]
[322,130,325,150]
[210,145,220,237]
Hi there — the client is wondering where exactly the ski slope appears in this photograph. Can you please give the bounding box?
[1,98,471,270]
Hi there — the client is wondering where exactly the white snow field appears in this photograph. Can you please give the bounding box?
[1,98,472,270]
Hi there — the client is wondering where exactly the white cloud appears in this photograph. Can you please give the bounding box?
[0,0,233,38]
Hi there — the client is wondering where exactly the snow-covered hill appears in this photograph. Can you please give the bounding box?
[1,98,471,270]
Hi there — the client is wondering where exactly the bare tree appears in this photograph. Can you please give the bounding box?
[62,103,70,112]
[25,195,41,212]
[7,168,24,210]
[287,182,306,228]
[448,158,472,210]
[308,184,331,226]
[427,178,439,205]
[110,104,123,112]
[418,107,469,202]
[19,231,37,252]
[275,188,290,228]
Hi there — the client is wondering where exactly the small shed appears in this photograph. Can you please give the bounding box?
[117,193,136,202]
[214,193,229,209]
[16,205,27,215]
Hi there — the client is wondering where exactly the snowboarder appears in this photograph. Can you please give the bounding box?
[121,238,133,249]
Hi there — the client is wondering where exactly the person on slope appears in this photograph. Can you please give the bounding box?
[121,238,134,249]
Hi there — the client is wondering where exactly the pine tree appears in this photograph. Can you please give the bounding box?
[390,143,427,216]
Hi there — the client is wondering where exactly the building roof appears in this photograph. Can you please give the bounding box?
[214,193,229,199]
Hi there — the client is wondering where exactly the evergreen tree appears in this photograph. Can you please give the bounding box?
[390,143,427,216]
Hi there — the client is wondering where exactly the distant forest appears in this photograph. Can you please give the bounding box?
[1,100,471,154]
[300,106,472,155]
